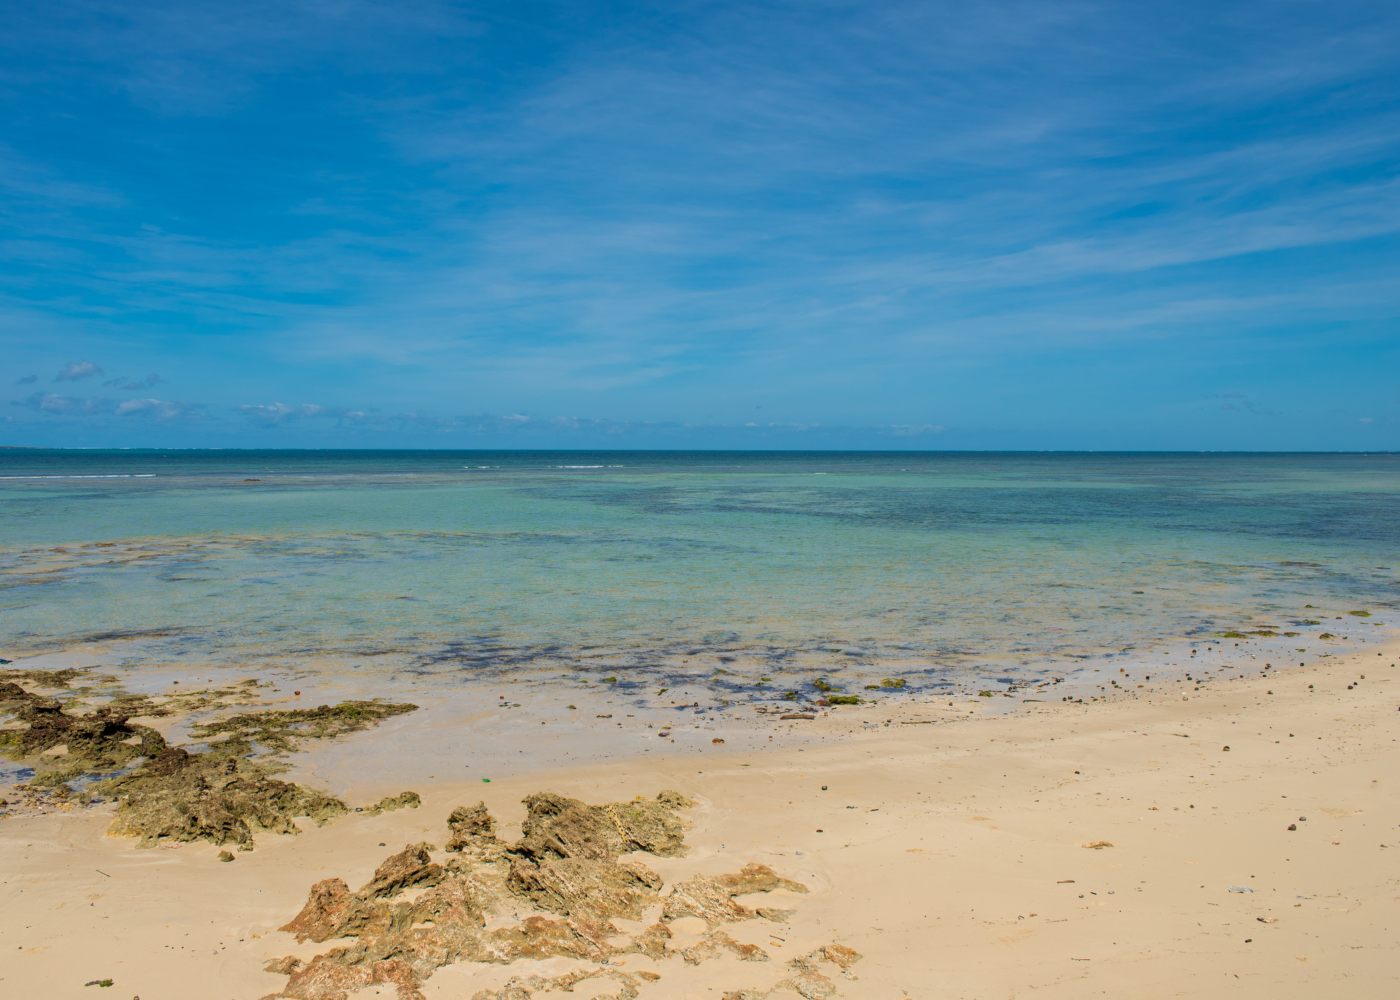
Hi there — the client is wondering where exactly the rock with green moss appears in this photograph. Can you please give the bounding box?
[101,745,348,849]
[0,686,166,787]
[190,700,417,754]
[367,791,421,815]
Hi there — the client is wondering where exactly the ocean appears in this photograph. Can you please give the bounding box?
[2,449,1396,699]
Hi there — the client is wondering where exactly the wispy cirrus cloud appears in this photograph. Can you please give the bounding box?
[114,397,202,420]
[14,391,201,421]
[103,372,164,390]
[53,360,104,382]
[1,2,1397,449]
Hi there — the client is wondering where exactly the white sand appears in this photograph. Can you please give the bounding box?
[2,642,1397,999]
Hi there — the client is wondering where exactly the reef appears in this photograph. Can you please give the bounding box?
[0,683,166,788]
[102,746,348,849]
[190,700,417,753]
[1,676,416,849]
[366,791,421,815]
[266,791,857,1000]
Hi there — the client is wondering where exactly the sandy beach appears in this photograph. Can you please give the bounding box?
[2,638,1396,1000]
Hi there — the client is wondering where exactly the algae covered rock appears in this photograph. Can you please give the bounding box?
[102,746,347,849]
[445,801,499,854]
[366,791,420,815]
[191,700,418,753]
[0,685,166,787]
[0,681,418,850]
[515,789,690,862]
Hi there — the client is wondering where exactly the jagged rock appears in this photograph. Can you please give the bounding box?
[663,863,808,924]
[681,929,770,965]
[506,855,661,921]
[274,951,423,1000]
[514,790,689,862]
[470,967,653,1000]
[267,792,817,1000]
[282,879,358,943]
[625,921,673,959]
[722,944,863,1000]
[362,843,443,898]
[445,801,500,855]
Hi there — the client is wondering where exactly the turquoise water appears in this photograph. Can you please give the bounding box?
[1,450,1397,695]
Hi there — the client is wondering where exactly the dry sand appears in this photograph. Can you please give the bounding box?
[1,642,1397,999]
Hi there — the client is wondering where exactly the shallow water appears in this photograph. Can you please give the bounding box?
[1,450,1396,696]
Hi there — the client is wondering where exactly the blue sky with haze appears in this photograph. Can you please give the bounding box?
[2,0,1398,449]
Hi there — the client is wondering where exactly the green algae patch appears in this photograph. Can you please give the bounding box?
[190,700,418,754]
[812,678,835,693]
[0,666,90,689]
[1347,609,1372,617]
[2,677,418,850]
[0,685,166,788]
[101,745,348,849]
[826,694,862,706]
[98,699,418,847]
[1217,631,1248,639]
[104,678,267,721]
[367,791,421,815]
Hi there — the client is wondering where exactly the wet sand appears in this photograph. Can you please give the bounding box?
[1,641,1397,999]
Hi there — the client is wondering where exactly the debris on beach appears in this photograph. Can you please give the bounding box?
[267,790,849,1000]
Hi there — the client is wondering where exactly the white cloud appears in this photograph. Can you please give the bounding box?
[53,360,104,382]
[114,397,200,420]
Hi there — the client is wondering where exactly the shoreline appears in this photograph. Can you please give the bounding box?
[2,637,1397,997]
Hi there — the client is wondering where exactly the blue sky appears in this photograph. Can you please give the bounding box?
[2,0,1397,449]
